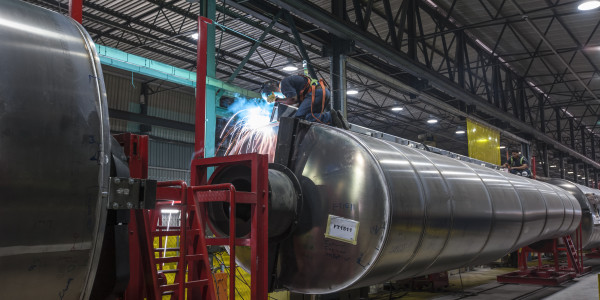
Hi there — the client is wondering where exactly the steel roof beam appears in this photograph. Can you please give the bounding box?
[509,0,600,106]
[271,0,599,169]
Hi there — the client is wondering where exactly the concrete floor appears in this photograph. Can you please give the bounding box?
[543,270,599,300]
[369,258,600,300]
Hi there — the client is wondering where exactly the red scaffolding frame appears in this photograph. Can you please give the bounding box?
[121,14,270,299]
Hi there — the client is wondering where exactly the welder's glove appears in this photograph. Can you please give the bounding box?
[266,92,277,103]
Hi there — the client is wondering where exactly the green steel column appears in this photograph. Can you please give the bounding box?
[201,0,217,158]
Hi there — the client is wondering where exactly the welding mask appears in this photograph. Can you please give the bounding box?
[260,80,280,101]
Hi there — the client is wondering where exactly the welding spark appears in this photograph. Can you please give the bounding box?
[218,96,279,162]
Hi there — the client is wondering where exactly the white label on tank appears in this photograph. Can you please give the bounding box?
[324,214,360,245]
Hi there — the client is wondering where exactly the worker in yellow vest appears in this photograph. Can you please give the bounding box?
[503,149,532,177]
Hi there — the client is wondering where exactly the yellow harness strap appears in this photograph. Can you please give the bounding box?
[309,79,328,124]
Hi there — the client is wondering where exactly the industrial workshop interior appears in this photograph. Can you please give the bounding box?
[4,0,600,299]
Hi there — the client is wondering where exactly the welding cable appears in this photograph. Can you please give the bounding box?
[213,252,250,300]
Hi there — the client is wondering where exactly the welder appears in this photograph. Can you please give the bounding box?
[260,75,349,129]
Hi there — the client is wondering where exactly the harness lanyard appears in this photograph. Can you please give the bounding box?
[302,60,309,77]
[309,79,327,124]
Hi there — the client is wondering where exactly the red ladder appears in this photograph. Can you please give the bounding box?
[139,181,216,300]
[133,153,269,299]
[562,235,583,273]
[189,154,270,300]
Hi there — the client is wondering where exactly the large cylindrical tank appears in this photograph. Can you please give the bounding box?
[219,123,582,294]
[548,179,600,249]
[0,1,110,299]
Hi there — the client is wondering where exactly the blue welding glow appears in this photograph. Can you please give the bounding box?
[219,95,279,162]
[260,91,285,101]
[226,95,274,128]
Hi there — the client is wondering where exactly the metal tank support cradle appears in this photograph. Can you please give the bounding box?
[496,225,591,286]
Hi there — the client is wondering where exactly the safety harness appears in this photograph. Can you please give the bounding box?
[509,156,525,166]
[297,74,329,123]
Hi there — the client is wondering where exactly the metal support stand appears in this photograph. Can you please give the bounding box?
[409,272,449,291]
[124,153,271,299]
[190,154,270,299]
[114,133,150,300]
[497,226,590,286]
[531,156,536,179]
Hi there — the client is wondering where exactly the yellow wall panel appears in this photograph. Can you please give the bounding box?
[466,119,501,165]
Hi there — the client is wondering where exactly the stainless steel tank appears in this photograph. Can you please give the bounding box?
[548,179,600,249]
[215,122,582,294]
[0,1,110,299]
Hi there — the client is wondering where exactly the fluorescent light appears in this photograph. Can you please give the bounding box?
[579,1,600,10]
[550,165,557,168]
[427,119,438,124]
[499,145,506,149]
[282,65,298,72]
[568,171,574,174]
[161,209,180,214]
[347,89,359,95]
[191,33,198,40]
[456,130,466,134]
[391,106,403,111]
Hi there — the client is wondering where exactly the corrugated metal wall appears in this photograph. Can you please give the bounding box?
[105,72,196,183]
[105,72,141,111]
[147,88,195,124]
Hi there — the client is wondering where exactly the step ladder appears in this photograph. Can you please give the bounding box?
[129,180,215,300]
[562,235,583,273]
[126,153,269,299]
[188,154,270,299]
[142,181,216,300]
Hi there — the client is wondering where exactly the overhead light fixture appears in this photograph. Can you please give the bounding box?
[455,130,465,134]
[282,64,298,72]
[347,89,359,95]
[578,0,600,10]
[191,33,199,40]
[550,165,557,168]
[391,106,403,111]
[568,171,574,174]
[427,115,438,124]
[281,58,298,72]
[499,145,506,149]
[282,65,298,72]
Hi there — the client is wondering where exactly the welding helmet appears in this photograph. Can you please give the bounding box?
[260,80,280,101]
